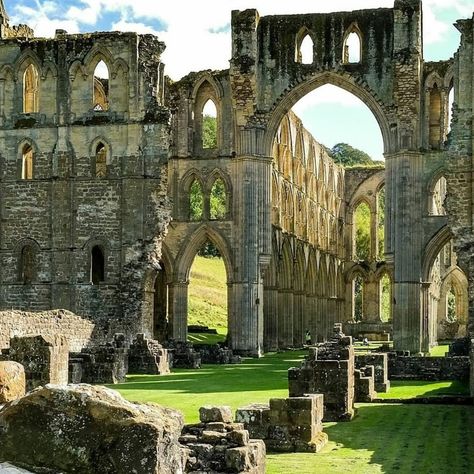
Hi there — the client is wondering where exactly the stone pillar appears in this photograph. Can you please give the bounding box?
[293,291,304,347]
[393,281,422,353]
[169,280,188,342]
[278,289,293,348]
[263,286,278,351]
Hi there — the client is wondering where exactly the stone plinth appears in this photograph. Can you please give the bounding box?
[73,333,128,384]
[3,335,68,391]
[288,324,355,421]
[355,353,390,392]
[180,405,266,473]
[236,394,328,453]
[354,366,377,402]
[128,334,170,375]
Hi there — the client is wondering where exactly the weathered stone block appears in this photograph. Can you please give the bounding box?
[199,405,233,423]
[128,334,170,375]
[355,353,390,392]
[354,367,377,402]
[0,362,25,403]
[0,384,185,474]
[4,335,68,391]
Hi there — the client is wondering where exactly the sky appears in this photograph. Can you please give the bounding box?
[6,0,474,161]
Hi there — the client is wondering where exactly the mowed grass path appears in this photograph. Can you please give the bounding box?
[112,351,474,474]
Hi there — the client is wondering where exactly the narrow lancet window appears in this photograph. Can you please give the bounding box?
[95,143,107,178]
[189,179,204,221]
[343,31,361,64]
[202,99,217,149]
[23,64,39,113]
[93,60,109,111]
[210,178,227,220]
[22,144,33,180]
[91,245,105,284]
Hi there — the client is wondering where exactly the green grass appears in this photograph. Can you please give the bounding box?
[113,351,306,422]
[111,352,474,473]
[188,327,227,345]
[377,380,469,399]
[267,404,474,473]
[187,255,228,334]
[429,345,449,357]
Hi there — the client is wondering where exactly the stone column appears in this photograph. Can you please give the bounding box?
[169,280,188,342]
[293,291,304,347]
[263,286,278,351]
[278,289,293,348]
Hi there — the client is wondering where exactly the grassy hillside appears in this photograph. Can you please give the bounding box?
[188,255,228,333]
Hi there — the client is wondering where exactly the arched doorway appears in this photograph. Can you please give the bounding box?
[187,240,228,344]
[172,227,233,345]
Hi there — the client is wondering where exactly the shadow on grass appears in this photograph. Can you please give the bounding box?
[378,380,470,399]
[322,403,474,473]
[118,351,307,394]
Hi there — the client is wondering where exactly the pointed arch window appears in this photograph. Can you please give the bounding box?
[202,99,217,149]
[20,244,36,284]
[22,144,33,180]
[429,84,441,149]
[95,142,107,178]
[379,273,392,322]
[295,32,314,64]
[446,82,454,136]
[23,64,39,113]
[189,179,204,221]
[343,29,362,64]
[353,274,364,321]
[91,245,105,284]
[210,178,227,220]
[93,60,109,111]
[354,202,371,260]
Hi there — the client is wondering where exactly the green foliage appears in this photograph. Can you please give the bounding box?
[380,274,391,322]
[330,142,374,167]
[377,187,385,259]
[354,202,370,260]
[354,275,364,321]
[447,289,457,322]
[189,180,204,220]
[209,179,226,220]
[202,115,217,149]
[197,240,221,258]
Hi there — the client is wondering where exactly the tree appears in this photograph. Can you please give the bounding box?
[203,115,217,149]
[330,143,374,167]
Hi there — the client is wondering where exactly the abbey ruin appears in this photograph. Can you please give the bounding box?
[0,0,472,383]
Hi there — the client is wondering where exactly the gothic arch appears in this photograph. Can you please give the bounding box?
[422,226,453,281]
[175,225,233,282]
[83,45,114,74]
[263,71,393,157]
[14,50,42,80]
[90,136,112,161]
[295,26,315,64]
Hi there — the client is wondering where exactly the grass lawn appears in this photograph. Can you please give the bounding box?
[377,379,469,399]
[429,345,449,356]
[188,327,227,345]
[112,351,474,474]
[187,255,228,335]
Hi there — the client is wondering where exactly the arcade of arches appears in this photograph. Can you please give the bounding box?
[1,2,474,378]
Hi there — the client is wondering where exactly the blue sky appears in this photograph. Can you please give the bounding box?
[6,0,473,161]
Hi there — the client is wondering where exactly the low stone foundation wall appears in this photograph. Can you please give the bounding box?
[388,354,470,381]
[343,322,392,341]
[0,309,95,352]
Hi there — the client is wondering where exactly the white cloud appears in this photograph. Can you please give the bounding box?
[9,0,473,78]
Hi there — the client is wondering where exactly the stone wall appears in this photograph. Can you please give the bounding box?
[0,309,95,352]
[388,354,470,381]
[2,335,68,390]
